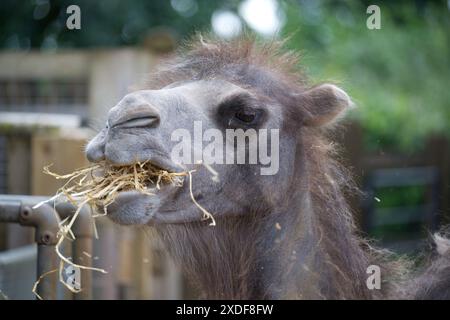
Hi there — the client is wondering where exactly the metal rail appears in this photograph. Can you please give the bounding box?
[0,195,93,300]
[55,201,94,300]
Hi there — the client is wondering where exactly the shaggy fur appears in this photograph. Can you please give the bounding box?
[140,35,450,299]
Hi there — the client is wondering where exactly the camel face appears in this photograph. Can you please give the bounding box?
[85,37,353,228]
[85,79,295,225]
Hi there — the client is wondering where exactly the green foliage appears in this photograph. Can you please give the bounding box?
[0,0,225,48]
[282,0,450,151]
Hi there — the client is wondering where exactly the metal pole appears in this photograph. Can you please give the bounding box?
[0,195,94,300]
[0,197,60,300]
[55,202,94,300]
[36,244,58,300]
[0,199,22,222]
[72,237,93,300]
[19,203,59,300]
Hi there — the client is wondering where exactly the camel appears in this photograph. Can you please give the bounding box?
[85,36,450,299]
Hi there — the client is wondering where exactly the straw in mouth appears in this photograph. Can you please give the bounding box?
[31,160,217,299]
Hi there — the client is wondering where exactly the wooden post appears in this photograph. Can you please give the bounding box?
[5,132,33,249]
[424,135,450,227]
[339,121,365,227]
[132,229,153,299]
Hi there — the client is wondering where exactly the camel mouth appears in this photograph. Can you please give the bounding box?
[106,156,184,175]
[48,154,210,226]
[134,162,184,191]
[97,166,175,198]
[96,159,186,197]
[93,160,186,225]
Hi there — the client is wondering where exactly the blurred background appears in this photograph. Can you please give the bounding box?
[0,0,449,299]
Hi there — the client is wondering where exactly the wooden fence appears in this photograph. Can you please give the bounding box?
[339,122,450,253]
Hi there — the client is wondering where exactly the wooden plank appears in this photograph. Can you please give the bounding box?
[31,132,89,196]
[5,133,34,249]
[132,229,153,299]
[92,219,119,300]
[424,136,450,228]
[7,133,31,195]
[0,51,89,80]
[117,226,134,299]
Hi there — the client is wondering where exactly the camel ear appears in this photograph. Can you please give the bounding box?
[302,84,353,127]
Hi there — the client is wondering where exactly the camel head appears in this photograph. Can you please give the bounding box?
[85,37,353,228]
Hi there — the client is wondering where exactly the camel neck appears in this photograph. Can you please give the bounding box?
[248,193,322,299]
[156,192,322,299]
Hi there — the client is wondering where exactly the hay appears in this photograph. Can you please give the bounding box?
[42,161,185,212]
[32,269,57,300]
[32,161,216,298]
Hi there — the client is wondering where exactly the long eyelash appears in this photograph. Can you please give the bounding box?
[219,93,253,110]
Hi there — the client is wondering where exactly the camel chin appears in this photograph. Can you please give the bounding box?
[104,176,206,226]
[105,184,174,225]
[104,190,160,225]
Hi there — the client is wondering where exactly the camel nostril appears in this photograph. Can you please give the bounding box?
[114,116,160,129]
[110,100,161,129]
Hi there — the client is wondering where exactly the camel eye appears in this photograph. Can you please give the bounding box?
[235,111,256,123]
[216,93,265,128]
